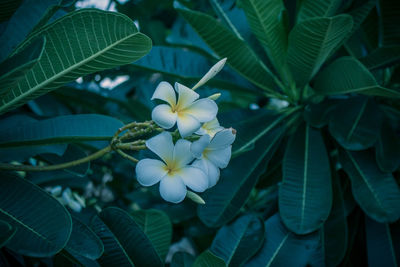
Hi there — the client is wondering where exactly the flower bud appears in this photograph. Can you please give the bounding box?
[192,58,227,90]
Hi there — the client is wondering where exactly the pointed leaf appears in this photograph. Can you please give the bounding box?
[329,97,382,150]
[287,15,353,87]
[131,209,172,261]
[174,2,278,92]
[198,127,283,227]
[365,216,398,267]
[239,0,290,80]
[280,124,332,234]
[339,149,400,223]
[0,114,123,148]
[0,172,72,257]
[0,9,151,114]
[0,220,16,248]
[247,214,324,266]
[193,250,226,267]
[210,214,264,266]
[314,56,400,97]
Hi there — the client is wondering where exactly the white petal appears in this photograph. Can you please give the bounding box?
[191,135,211,158]
[135,159,167,186]
[177,113,201,138]
[208,128,236,150]
[206,146,232,168]
[184,99,218,122]
[146,132,174,164]
[179,166,208,192]
[192,159,220,188]
[175,82,199,109]
[159,176,187,203]
[173,139,194,168]
[151,81,176,106]
[152,104,177,129]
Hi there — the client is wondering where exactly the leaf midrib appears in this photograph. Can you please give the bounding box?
[265,233,289,267]
[1,32,143,112]
[346,98,367,142]
[300,126,309,231]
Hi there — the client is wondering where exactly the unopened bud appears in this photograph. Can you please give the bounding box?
[186,191,206,205]
[192,58,227,90]
[208,93,221,101]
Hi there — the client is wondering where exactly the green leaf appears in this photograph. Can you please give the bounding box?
[131,209,172,261]
[328,97,382,150]
[247,214,324,266]
[174,2,278,92]
[92,207,163,267]
[0,0,22,22]
[0,114,123,148]
[171,252,195,267]
[313,56,400,97]
[347,0,376,34]
[375,120,400,173]
[0,0,66,61]
[360,46,400,70]
[130,46,256,95]
[287,15,353,87]
[0,9,151,114]
[365,216,398,267]
[0,37,45,95]
[238,0,290,81]
[303,99,339,128]
[65,217,104,260]
[323,172,348,267]
[0,220,16,248]
[380,0,400,46]
[296,0,342,22]
[193,250,226,267]
[0,172,72,257]
[210,214,264,266]
[280,124,332,234]
[197,126,283,227]
[339,149,400,223]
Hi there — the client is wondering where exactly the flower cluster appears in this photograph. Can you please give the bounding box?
[135,58,236,203]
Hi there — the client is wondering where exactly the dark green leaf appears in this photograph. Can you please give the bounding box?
[193,250,226,267]
[375,120,400,172]
[0,172,72,257]
[171,252,195,267]
[0,0,22,22]
[65,217,104,260]
[131,209,172,261]
[360,46,400,70]
[210,214,264,266]
[0,37,44,95]
[323,172,348,267]
[280,124,332,234]
[93,207,163,267]
[197,126,283,227]
[0,220,15,248]
[313,56,400,97]
[239,0,291,81]
[247,214,324,266]
[347,0,376,34]
[0,9,151,114]
[296,0,342,22]
[365,216,398,267]
[0,114,123,148]
[287,15,353,87]
[174,2,278,92]
[329,97,382,150]
[303,99,339,128]
[380,0,400,46]
[339,149,400,223]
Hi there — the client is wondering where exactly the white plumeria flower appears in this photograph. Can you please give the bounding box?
[195,118,224,138]
[190,128,236,188]
[135,132,209,203]
[151,82,218,138]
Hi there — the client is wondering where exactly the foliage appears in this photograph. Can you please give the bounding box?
[0,0,400,266]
